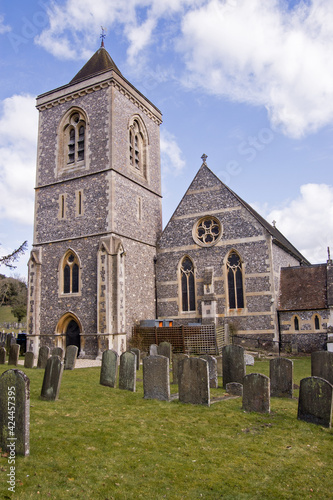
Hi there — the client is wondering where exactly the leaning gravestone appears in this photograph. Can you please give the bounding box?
[311,351,333,385]
[0,346,6,364]
[157,341,172,362]
[242,373,270,413]
[222,344,246,388]
[37,346,50,369]
[40,355,64,401]
[119,351,136,392]
[64,345,78,370]
[8,344,20,366]
[51,347,64,360]
[130,348,140,370]
[178,357,210,406]
[149,344,158,356]
[298,376,332,428]
[270,358,293,398]
[0,369,30,456]
[143,355,170,401]
[200,354,218,388]
[172,353,189,384]
[100,350,118,388]
[24,352,35,369]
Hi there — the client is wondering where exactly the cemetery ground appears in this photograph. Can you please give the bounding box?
[0,357,332,500]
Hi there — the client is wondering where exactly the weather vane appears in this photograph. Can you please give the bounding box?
[201,153,208,164]
[100,26,107,47]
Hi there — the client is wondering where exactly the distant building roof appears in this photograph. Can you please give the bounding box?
[278,264,327,311]
[70,45,122,84]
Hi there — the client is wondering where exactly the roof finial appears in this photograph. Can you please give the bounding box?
[201,153,208,165]
[100,26,107,47]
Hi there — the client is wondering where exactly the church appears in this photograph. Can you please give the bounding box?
[26,42,333,358]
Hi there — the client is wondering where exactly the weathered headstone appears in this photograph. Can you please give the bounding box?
[0,346,6,364]
[143,355,170,401]
[119,351,136,392]
[6,333,14,351]
[8,344,20,366]
[64,345,78,370]
[172,353,189,384]
[37,346,50,369]
[311,351,333,385]
[51,347,64,360]
[0,369,30,456]
[215,355,223,376]
[130,348,140,370]
[226,382,243,396]
[149,344,158,356]
[270,358,293,398]
[245,353,255,366]
[222,344,246,388]
[24,352,35,369]
[242,373,270,413]
[157,341,172,362]
[200,354,218,388]
[40,355,64,401]
[298,376,332,428]
[178,357,210,406]
[100,350,118,388]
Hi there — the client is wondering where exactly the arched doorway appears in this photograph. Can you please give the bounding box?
[66,319,81,353]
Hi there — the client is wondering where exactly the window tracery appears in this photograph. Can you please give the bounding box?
[193,216,222,247]
[180,256,196,312]
[226,251,244,309]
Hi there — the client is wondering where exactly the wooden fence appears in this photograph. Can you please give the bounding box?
[131,324,227,355]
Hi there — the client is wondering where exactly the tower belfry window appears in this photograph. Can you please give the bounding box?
[59,109,87,172]
[129,116,148,178]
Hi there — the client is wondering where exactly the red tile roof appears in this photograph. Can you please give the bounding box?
[278,264,327,311]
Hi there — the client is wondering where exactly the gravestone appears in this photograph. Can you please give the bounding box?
[100,350,118,388]
[119,351,136,392]
[8,344,20,366]
[143,355,170,401]
[200,354,218,388]
[51,347,64,360]
[298,376,332,428]
[149,344,158,356]
[226,382,243,396]
[178,357,210,406]
[40,355,64,401]
[37,346,50,369]
[65,345,78,370]
[130,348,140,370]
[222,344,246,388]
[157,341,172,362]
[6,333,14,351]
[245,353,255,366]
[172,353,189,384]
[0,346,6,364]
[24,352,35,369]
[215,355,223,376]
[0,369,30,456]
[270,358,293,398]
[311,351,333,385]
[242,373,270,413]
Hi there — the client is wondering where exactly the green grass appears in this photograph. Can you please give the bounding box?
[0,358,332,499]
[0,306,26,333]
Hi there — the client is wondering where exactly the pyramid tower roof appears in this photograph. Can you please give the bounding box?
[70,43,122,84]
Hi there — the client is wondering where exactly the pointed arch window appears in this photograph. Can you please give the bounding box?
[293,316,300,331]
[58,108,88,174]
[129,116,148,178]
[62,252,80,294]
[180,256,196,312]
[227,251,244,309]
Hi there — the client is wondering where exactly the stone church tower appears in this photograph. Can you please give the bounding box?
[27,42,162,357]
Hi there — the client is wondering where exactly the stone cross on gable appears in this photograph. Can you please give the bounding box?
[201,153,208,165]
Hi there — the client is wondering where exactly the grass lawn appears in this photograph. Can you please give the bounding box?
[0,306,26,334]
[0,357,332,499]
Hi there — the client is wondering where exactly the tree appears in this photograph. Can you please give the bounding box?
[0,241,27,269]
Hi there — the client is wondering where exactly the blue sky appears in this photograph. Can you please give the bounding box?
[0,0,332,279]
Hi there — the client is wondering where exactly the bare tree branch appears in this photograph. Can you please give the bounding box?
[0,241,28,269]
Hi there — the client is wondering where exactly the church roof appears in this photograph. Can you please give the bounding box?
[70,45,122,84]
[278,264,327,310]
[184,162,310,265]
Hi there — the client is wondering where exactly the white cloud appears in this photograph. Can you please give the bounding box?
[0,95,37,225]
[254,183,333,264]
[0,14,11,34]
[179,0,333,137]
[160,128,186,177]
